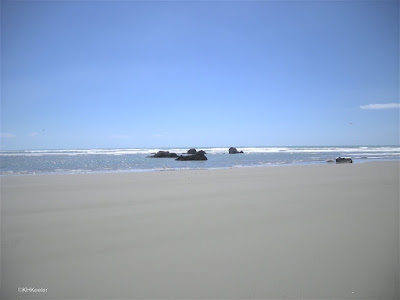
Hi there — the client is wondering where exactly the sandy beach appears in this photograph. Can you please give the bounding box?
[1,162,399,299]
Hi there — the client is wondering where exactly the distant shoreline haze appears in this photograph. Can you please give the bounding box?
[1,144,399,152]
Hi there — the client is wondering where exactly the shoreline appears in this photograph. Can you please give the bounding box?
[1,161,399,299]
[1,157,399,177]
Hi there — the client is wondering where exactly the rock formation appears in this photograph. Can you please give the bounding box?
[229,147,243,154]
[148,151,178,158]
[336,157,353,163]
[176,151,207,161]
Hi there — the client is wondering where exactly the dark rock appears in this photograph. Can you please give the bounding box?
[229,147,244,154]
[176,152,207,161]
[149,151,178,158]
[336,157,353,164]
[326,159,335,163]
[187,148,197,154]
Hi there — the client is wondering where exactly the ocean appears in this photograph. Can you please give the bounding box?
[1,146,399,175]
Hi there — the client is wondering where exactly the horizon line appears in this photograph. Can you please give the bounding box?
[1,144,399,152]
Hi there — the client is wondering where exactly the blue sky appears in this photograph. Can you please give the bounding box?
[1,0,399,150]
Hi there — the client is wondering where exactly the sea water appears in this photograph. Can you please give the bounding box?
[1,146,399,175]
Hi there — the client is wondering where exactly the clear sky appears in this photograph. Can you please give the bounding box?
[1,0,399,150]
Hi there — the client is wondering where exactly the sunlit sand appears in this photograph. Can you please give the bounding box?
[1,162,399,299]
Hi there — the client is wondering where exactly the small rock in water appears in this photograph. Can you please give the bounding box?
[336,157,353,163]
[229,147,244,154]
[176,151,207,161]
[148,151,178,158]
[187,148,197,154]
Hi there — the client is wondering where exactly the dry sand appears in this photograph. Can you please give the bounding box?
[1,162,399,299]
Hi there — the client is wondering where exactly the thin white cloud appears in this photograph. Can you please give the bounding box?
[109,134,129,139]
[360,103,400,110]
[0,132,16,138]
[29,132,39,137]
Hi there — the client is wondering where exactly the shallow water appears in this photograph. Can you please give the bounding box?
[1,146,399,175]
